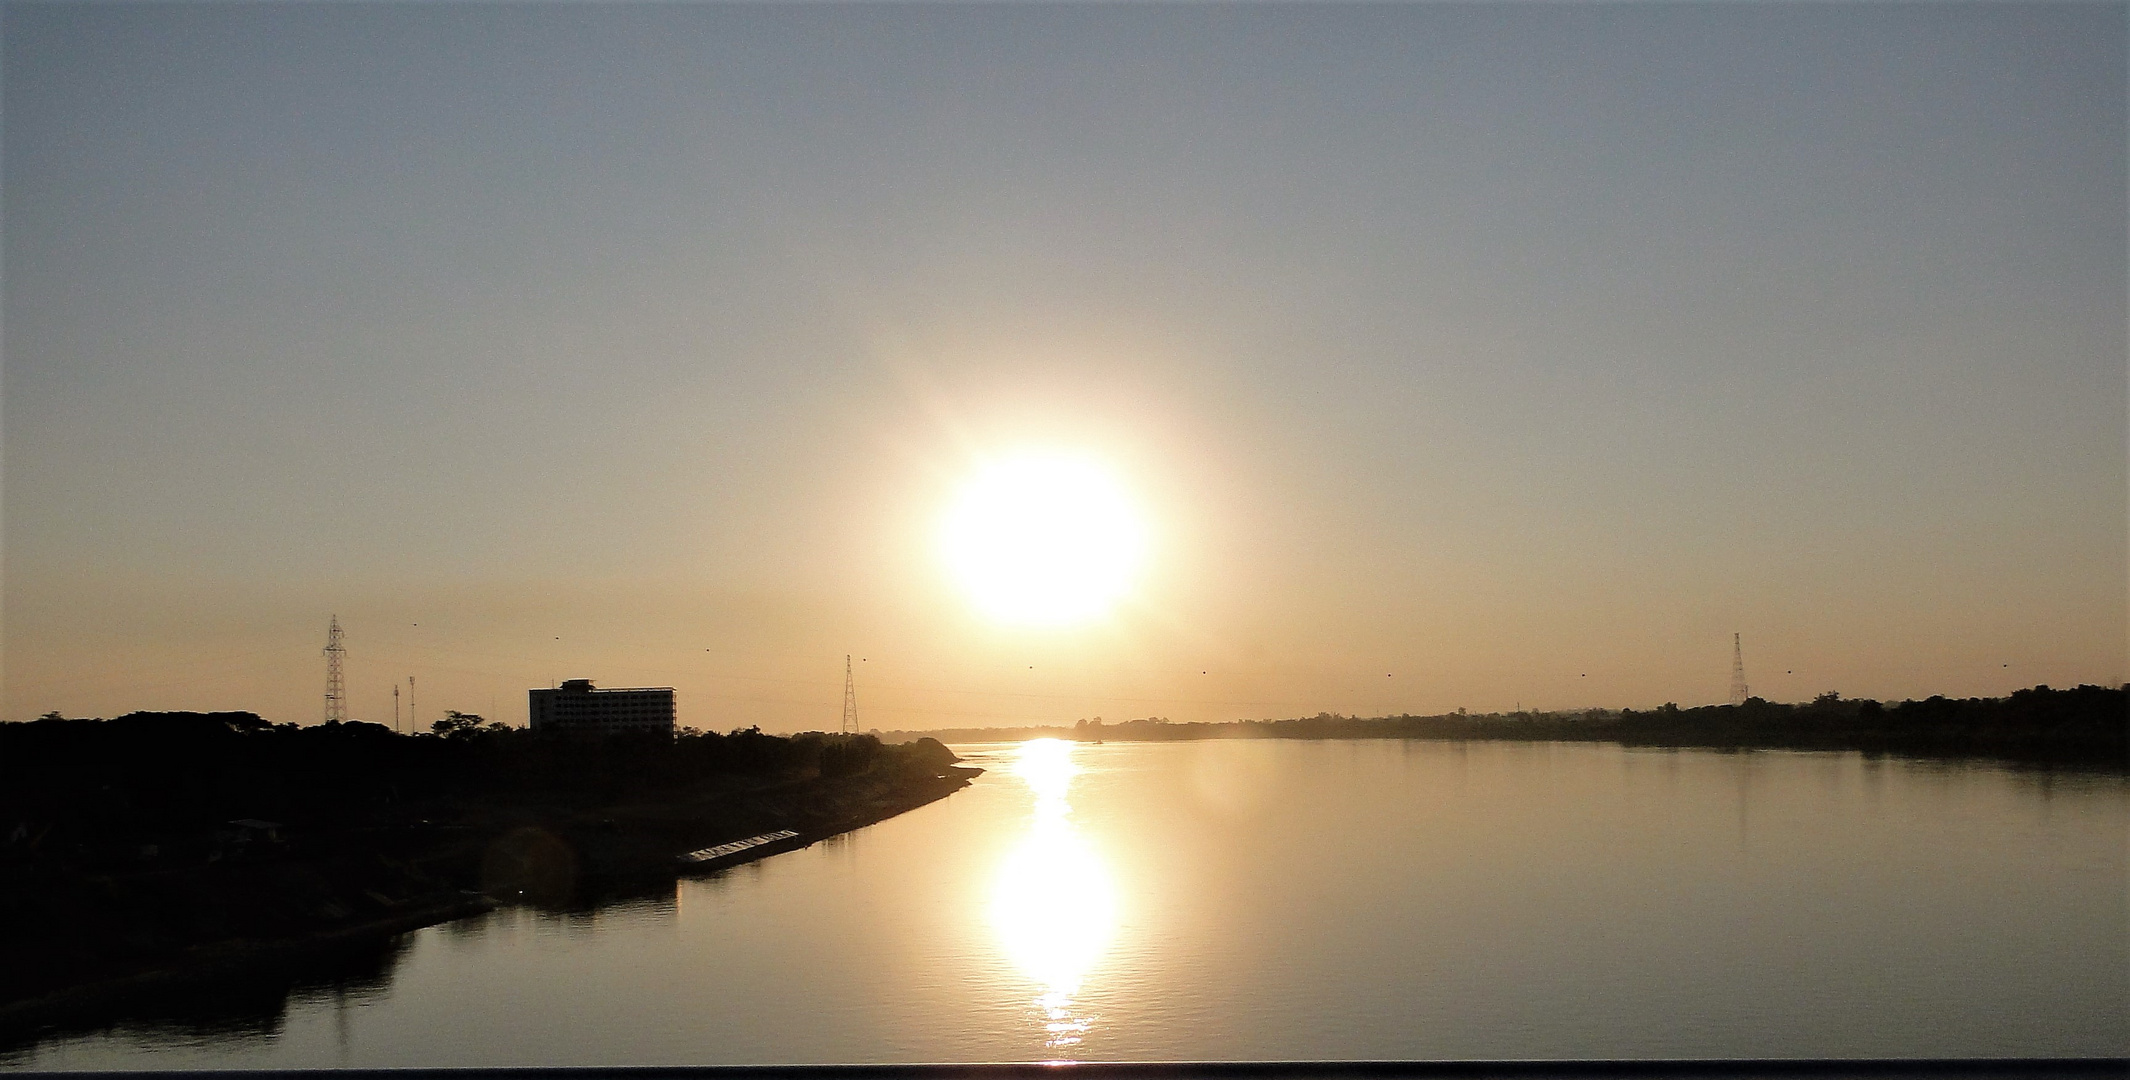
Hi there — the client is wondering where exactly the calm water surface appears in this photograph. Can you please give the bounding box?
[12,739,2127,1067]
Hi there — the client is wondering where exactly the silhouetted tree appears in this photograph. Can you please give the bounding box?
[432,711,486,739]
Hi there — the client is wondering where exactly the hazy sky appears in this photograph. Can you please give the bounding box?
[5,2,2123,731]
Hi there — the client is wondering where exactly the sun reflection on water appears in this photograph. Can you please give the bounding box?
[989,739,1117,1053]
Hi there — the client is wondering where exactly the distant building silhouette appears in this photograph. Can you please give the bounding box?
[529,679,675,736]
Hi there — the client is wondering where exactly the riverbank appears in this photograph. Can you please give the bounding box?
[0,718,978,1043]
[879,684,2127,772]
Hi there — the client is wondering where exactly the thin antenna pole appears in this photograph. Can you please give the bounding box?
[323,616,347,724]
[1729,632,1750,706]
[841,655,858,734]
[408,675,417,735]
[393,684,401,734]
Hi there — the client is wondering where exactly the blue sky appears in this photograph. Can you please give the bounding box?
[5,3,2122,729]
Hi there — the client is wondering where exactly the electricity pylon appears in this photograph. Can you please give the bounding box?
[1729,632,1750,706]
[324,615,347,723]
[841,655,858,734]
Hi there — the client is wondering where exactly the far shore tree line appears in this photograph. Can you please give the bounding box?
[879,683,2126,769]
[10,683,2122,791]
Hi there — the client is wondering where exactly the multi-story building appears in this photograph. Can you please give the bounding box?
[528,679,675,737]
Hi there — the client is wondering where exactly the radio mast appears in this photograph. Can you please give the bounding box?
[1728,633,1750,706]
[323,616,347,723]
[841,655,858,734]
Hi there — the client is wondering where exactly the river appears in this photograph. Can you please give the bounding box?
[9,739,2126,1067]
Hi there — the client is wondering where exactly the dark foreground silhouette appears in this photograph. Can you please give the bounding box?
[0,716,974,1040]
[886,685,2127,772]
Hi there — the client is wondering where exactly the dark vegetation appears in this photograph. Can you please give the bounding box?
[887,684,2126,771]
[0,713,973,1037]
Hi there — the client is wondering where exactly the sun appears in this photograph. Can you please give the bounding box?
[939,451,1150,627]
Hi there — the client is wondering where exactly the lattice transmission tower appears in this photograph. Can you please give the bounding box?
[1728,632,1750,706]
[323,615,347,723]
[841,654,858,734]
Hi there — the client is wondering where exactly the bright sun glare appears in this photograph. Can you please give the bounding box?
[989,739,1117,1047]
[940,451,1150,627]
